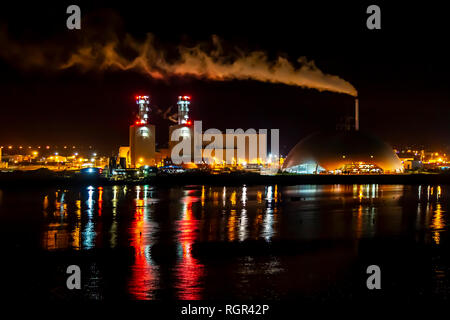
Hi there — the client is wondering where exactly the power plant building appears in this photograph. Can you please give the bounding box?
[129,96,156,167]
[283,99,403,174]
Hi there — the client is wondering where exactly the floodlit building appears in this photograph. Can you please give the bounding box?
[129,96,156,167]
[283,130,403,174]
[203,131,269,166]
[169,129,270,166]
[0,147,6,169]
[129,124,156,167]
[283,99,403,174]
[169,123,194,162]
[168,96,270,166]
[399,157,422,171]
[118,146,130,168]
[121,94,273,170]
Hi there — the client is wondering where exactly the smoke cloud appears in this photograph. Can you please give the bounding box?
[0,29,357,96]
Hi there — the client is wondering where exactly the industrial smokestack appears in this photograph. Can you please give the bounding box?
[177,95,191,125]
[135,95,150,124]
[355,97,359,131]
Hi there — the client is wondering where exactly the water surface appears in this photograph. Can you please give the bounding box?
[0,184,448,301]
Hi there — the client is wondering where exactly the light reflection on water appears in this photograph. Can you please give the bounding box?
[174,190,204,300]
[1,184,449,300]
[128,185,159,300]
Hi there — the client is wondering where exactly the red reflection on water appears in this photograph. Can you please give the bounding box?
[128,192,157,300]
[98,187,103,216]
[175,190,205,300]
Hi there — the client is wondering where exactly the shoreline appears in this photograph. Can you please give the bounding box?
[1,171,450,188]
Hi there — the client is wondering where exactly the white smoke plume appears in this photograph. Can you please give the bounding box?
[1,30,357,96]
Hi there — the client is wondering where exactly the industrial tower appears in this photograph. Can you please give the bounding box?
[177,96,191,125]
[137,95,150,124]
[129,95,156,167]
[169,95,195,163]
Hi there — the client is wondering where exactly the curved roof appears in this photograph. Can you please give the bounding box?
[283,130,403,173]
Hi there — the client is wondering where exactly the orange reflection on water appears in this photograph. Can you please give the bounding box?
[175,190,204,300]
[358,185,364,201]
[252,208,264,239]
[213,192,219,206]
[70,199,81,249]
[274,185,278,203]
[230,191,237,206]
[228,209,237,241]
[42,192,70,250]
[43,195,48,210]
[257,191,262,203]
[43,223,70,250]
[201,185,205,207]
[432,203,445,245]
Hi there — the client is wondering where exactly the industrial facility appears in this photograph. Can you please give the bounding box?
[282,131,404,174]
[117,93,404,175]
[282,98,404,174]
[119,94,274,172]
[3,94,446,176]
[129,95,156,167]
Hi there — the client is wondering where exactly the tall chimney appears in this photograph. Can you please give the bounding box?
[135,95,150,124]
[355,97,359,131]
[177,95,191,125]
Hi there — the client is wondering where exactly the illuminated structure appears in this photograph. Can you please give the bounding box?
[136,95,150,124]
[169,95,194,161]
[283,130,403,174]
[129,95,156,167]
[283,99,402,174]
[177,96,191,125]
[118,146,130,168]
[203,131,269,166]
[0,146,6,169]
[169,96,270,167]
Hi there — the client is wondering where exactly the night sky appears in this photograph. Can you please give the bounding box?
[1,2,449,155]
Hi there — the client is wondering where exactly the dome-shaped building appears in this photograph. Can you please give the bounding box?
[283,130,403,174]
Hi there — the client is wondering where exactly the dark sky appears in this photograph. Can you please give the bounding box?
[1,1,449,156]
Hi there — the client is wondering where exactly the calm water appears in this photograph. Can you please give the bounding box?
[0,184,449,301]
